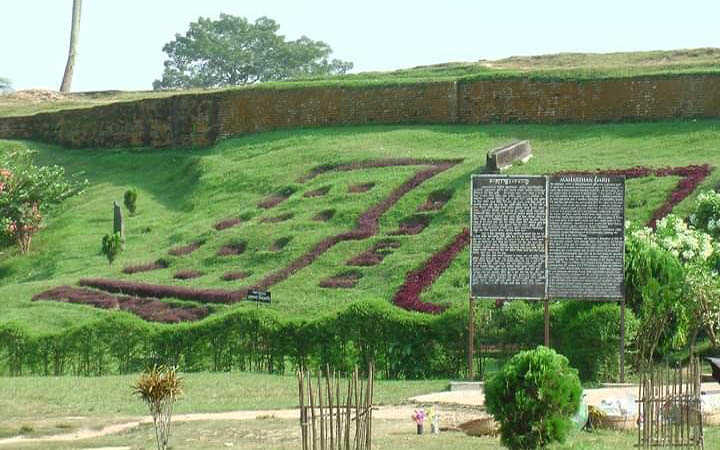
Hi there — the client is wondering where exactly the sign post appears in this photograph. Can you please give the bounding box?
[470,174,625,381]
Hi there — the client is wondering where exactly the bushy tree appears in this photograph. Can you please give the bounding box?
[0,147,85,253]
[124,188,138,215]
[133,365,183,450]
[101,232,123,266]
[485,346,582,449]
[0,77,10,92]
[153,14,353,89]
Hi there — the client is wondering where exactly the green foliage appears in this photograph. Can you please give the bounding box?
[101,232,123,266]
[153,14,353,89]
[0,146,85,253]
[554,303,638,382]
[124,188,138,215]
[0,77,10,92]
[690,189,720,239]
[485,346,582,449]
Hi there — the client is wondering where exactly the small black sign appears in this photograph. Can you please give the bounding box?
[247,290,271,303]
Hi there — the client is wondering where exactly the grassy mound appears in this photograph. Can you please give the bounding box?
[1,121,720,333]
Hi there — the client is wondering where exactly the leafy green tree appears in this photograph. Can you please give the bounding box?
[0,77,10,92]
[485,346,582,449]
[153,14,353,89]
[0,147,86,253]
[124,188,138,215]
[101,232,123,266]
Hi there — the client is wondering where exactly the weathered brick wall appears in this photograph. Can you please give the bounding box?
[0,75,719,149]
[457,75,720,123]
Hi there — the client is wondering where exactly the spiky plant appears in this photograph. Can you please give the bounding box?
[132,365,183,450]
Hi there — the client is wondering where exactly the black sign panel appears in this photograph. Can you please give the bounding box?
[470,175,547,298]
[247,290,271,303]
[547,176,624,299]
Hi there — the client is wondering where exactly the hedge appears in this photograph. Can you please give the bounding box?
[0,299,633,380]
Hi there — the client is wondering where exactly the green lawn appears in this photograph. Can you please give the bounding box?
[2,121,720,333]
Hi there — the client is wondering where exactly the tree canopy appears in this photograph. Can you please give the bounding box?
[0,77,10,92]
[153,14,353,90]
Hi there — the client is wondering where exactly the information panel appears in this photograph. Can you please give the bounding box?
[470,175,547,298]
[547,176,625,299]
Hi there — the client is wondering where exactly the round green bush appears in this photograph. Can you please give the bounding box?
[124,188,138,215]
[485,346,582,449]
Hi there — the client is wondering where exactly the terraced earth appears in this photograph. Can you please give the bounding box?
[1,121,720,333]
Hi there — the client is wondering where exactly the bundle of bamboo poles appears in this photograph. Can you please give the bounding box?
[297,363,375,450]
[637,357,703,448]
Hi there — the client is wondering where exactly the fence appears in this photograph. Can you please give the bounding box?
[637,357,703,448]
[297,364,375,450]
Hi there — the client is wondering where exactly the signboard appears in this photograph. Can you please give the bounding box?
[246,290,271,303]
[470,174,624,300]
[470,176,547,298]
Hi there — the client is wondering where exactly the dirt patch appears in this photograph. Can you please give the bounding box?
[174,270,203,280]
[214,217,244,231]
[3,89,65,102]
[271,237,292,252]
[168,240,203,256]
[122,259,169,274]
[261,213,294,223]
[312,209,335,222]
[389,214,431,235]
[319,270,363,288]
[222,271,250,281]
[32,286,209,323]
[348,182,375,193]
[347,240,400,266]
[417,189,453,212]
[258,187,296,209]
[217,241,247,256]
[303,186,331,198]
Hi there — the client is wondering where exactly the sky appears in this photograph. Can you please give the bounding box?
[1,0,719,92]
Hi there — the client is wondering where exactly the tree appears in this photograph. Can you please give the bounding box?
[485,346,582,449]
[60,0,82,93]
[0,147,86,253]
[0,77,10,92]
[153,14,353,89]
[133,365,183,450]
[101,232,123,266]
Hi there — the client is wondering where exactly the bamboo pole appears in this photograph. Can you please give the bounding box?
[345,372,352,450]
[319,371,326,450]
[327,367,334,450]
[299,370,307,450]
[309,373,317,450]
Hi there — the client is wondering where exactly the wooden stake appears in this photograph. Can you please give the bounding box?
[468,296,475,379]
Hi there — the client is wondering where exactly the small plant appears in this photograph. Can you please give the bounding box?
[101,232,123,266]
[484,346,582,449]
[133,365,183,450]
[124,188,138,215]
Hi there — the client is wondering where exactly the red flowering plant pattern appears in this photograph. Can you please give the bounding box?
[35,159,462,320]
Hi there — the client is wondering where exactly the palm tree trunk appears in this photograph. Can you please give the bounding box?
[60,0,82,93]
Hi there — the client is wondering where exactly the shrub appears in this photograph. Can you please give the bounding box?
[101,232,123,266]
[554,302,638,382]
[133,365,182,450]
[690,189,720,238]
[124,188,138,215]
[485,346,582,449]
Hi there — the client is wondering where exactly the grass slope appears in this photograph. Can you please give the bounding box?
[2,48,719,118]
[1,121,720,333]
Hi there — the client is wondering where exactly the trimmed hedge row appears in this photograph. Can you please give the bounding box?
[0,299,634,380]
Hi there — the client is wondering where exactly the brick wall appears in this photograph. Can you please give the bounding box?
[1,75,719,149]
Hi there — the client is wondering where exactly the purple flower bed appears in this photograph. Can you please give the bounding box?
[392,228,470,314]
[214,217,244,231]
[217,241,247,256]
[260,213,294,223]
[389,215,430,236]
[174,270,203,280]
[33,286,209,323]
[168,240,204,256]
[348,182,375,193]
[78,278,245,304]
[319,271,363,288]
[417,189,452,212]
[221,271,250,281]
[303,186,331,198]
[347,240,400,266]
[122,259,169,274]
